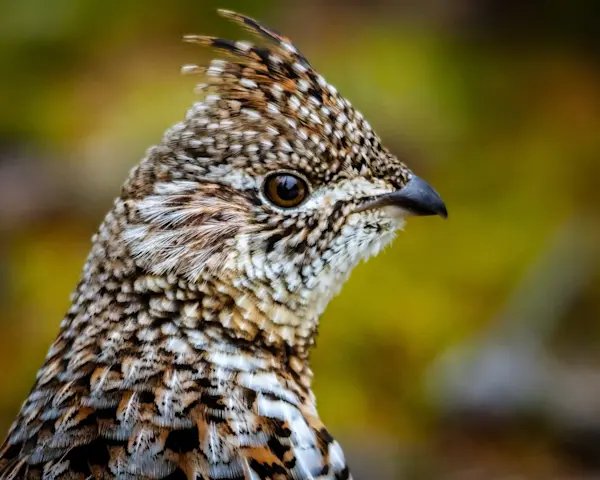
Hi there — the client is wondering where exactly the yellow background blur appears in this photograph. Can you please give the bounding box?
[0,1,599,478]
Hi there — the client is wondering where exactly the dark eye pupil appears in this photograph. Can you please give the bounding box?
[263,172,309,208]
[277,176,299,200]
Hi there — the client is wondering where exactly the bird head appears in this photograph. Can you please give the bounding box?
[119,10,446,334]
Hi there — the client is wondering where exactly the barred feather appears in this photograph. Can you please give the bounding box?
[0,9,445,480]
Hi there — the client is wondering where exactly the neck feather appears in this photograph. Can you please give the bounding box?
[55,208,317,394]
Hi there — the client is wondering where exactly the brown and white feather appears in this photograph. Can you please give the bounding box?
[0,9,437,480]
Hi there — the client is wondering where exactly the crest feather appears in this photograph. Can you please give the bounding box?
[179,9,373,155]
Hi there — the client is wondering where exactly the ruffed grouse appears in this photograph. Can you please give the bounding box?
[0,10,447,480]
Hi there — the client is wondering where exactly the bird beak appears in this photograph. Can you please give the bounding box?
[359,175,448,219]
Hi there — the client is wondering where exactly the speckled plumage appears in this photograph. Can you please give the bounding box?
[0,10,446,480]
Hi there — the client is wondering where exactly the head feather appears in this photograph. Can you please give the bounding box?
[179,9,392,176]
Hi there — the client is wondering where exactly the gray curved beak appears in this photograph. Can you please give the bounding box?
[361,175,448,219]
[388,175,448,218]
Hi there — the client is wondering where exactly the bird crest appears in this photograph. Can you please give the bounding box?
[179,9,383,175]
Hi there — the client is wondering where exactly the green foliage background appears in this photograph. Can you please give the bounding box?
[0,0,598,477]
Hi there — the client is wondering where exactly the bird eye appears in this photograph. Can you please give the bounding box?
[263,172,309,209]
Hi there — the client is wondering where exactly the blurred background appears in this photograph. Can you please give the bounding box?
[0,0,599,478]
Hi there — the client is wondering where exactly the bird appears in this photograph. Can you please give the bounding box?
[0,9,447,480]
